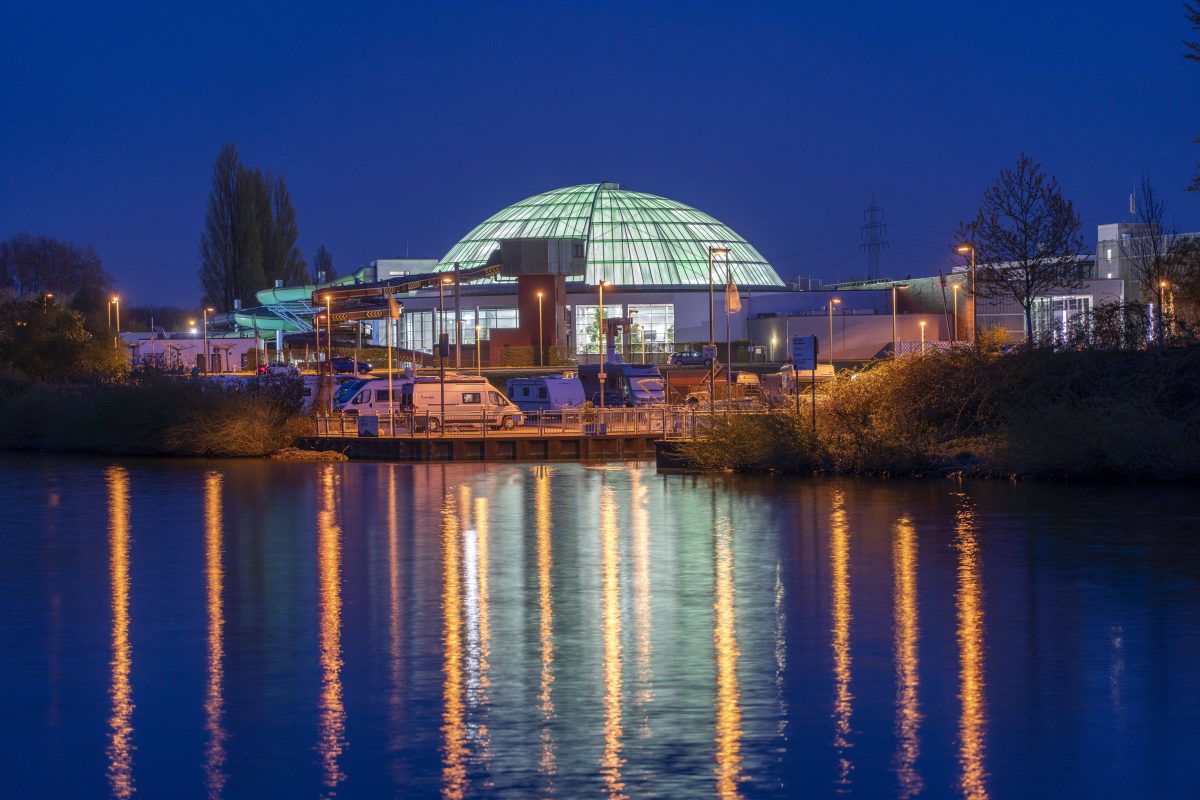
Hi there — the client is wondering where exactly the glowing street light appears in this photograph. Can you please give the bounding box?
[892,283,910,359]
[537,291,547,369]
[957,244,976,346]
[920,319,927,354]
[827,298,842,366]
[111,296,121,334]
[202,307,214,373]
[952,283,959,342]
[598,279,611,411]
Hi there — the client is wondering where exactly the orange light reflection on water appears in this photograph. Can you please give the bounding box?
[317,466,346,797]
[204,471,227,799]
[955,493,988,800]
[599,484,625,799]
[441,490,466,799]
[630,467,653,723]
[830,489,853,792]
[535,467,557,784]
[892,515,922,799]
[106,466,134,800]
[713,516,742,799]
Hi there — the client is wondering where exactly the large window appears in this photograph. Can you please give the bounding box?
[1033,295,1092,342]
[401,308,519,352]
[574,303,674,354]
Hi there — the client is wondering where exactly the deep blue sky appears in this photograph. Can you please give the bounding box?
[3,1,1197,306]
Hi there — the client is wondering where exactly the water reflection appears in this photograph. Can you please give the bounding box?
[106,466,134,800]
[317,466,346,797]
[441,487,467,799]
[713,515,742,799]
[386,466,405,784]
[204,471,227,799]
[462,486,492,767]
[891,515,922,799]
[630,467,653,725]
[535,466,557,785]
[955,492,988,799]
[599,484,625,798]
[830,489,853,792]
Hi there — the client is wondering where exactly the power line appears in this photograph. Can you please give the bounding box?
[860,195,889,280]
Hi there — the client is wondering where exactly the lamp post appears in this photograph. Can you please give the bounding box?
[112,296,121,334]
[708,246,729,413]
[202,307,214,373]
[475,320,482,375]
[438,277,452,427]
[827,298,841,366]
[957,244,976,346]
[536,290,544,367]
[891,283,909,358]
[597,280,610,411]
[920,320,927,354]
[952,283,959,343]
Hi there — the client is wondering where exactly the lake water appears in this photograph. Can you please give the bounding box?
[1,455,1198,799]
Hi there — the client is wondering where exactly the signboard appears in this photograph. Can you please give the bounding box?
[792,335,818,371]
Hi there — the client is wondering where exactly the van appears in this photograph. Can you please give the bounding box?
[336,376,412,415]
[401,374,523,432]
[505,375,586,412]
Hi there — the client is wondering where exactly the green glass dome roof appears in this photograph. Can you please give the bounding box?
[437,182,784,287]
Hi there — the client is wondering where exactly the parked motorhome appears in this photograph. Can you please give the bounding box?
[336,376,413,415]
[505,375,586,412]
[400,374,523,432]
[578,363,665,407]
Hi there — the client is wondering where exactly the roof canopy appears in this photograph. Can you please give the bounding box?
[438,183,784,287]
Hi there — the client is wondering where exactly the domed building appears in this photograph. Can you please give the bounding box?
[437,182,784,288]
[366,181,789,362]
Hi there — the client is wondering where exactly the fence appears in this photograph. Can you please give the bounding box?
[313,405,737,439]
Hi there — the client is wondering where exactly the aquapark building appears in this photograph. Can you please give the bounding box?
[208,180,1129,368]
[226,182,795,365]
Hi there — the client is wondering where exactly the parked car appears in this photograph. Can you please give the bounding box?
[330,356,372,374]
[668,350,712,366]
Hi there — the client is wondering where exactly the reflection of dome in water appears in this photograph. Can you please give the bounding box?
[438,182,783,287]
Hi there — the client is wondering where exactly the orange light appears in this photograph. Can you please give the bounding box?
[537,291,544,298]
[205,307,214,313]
[111,296,120,303]
[956,245,972,254]
[442,277,453,284]
[832,298,842,304]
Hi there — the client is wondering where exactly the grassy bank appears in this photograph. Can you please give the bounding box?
[0,376,310,457]
[676,347,1200,481]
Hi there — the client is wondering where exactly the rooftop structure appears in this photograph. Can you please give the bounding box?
[437,182,784,287]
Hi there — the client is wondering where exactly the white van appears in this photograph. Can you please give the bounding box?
[401,374,523,432]
[336,376,411,415]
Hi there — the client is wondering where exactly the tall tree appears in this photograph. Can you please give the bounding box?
[1121,174,1179,345]
[266,174,308,285]
[957,154,1087,345]
[198,143,262,311]
[0,233,110,298]
[1187,3,1200,191]
[313,244,335,282]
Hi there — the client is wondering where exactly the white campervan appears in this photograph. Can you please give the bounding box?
[336,376,412,416]
[401,374,523,432]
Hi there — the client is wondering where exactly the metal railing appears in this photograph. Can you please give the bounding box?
[312,406,729,439]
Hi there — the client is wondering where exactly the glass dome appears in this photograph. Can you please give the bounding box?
[437,182,784,287]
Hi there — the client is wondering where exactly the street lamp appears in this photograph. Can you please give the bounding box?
[202,307,214,373]
[536,290,544,367]
[41,292,52,315]
[111,296,121,334]
[957,244,976,345]
[920,320,927,354]
[827,298,841,366]
[438,277,452,426]
[188,319,197,336]
[707,247,730,349]
[597,280,610,411]
[952,283,959,342]
[891,283,910,359]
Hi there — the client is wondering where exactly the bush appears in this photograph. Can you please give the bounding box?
[678,346,1200,481]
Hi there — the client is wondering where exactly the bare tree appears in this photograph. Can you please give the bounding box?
[957,154,1087,345]
[0,233,111,298]
[1120,175,1179,345]
[198,143,263,311]
[313,244,335,282]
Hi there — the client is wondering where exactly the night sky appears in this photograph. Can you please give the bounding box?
[3,1,1197,306]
